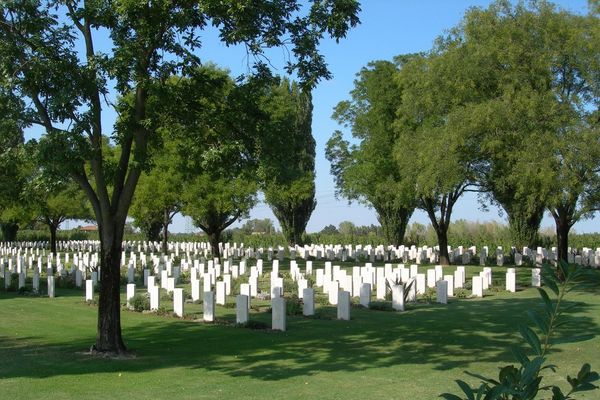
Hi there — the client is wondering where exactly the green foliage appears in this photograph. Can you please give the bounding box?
[239,219,277,235]
[368,301,394,312]
[130,293,150,312]
[0,0,360,352]
[327,58,415,245]
[285,295,303,316]
[441,262,599,400]
[259,79,317,246]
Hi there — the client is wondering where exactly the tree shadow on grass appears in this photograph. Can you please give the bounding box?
[0,291,598,382]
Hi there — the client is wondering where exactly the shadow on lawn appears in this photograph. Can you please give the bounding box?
[0,292,597,381]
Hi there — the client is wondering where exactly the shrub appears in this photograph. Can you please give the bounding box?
[55,275,76,289]
[369,301,394,312]
[285,295,303,316]
[237,320,269,330]
[130,293,150,312]
[454,288,469,299]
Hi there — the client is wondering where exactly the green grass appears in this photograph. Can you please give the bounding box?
[1,262,599,399]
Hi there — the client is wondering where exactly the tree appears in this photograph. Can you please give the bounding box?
[258,79,316,246]
[543,7,600,264]
[338,220,356,236]
[130,140,182,253]
[327,59,415,246]
[155,66,261,259]
[395,49,479,265]
[30,180,92,254]
[0,0,360,354]
[0,88,29,240]
[447,0,565,249]
[320,224,339,235]
[240,218,276,235]
[183,175,258,259]
[449,1,599,259]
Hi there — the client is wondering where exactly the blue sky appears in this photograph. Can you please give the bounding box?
[28,0,597,234]
[171,0,597,234]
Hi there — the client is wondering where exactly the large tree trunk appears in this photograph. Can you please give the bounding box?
[94,221,127,354]
[376,204,413,246]
[436,227,450,265]
[208,230,221,260]
[162,208,169,254]
[1,222,19,242]
[49,223,58,255]
[553,213,571,265]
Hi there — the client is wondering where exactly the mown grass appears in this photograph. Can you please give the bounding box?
[1,261,598,399]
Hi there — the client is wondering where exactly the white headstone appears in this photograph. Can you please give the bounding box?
[271,297,286,331]
[47,276,55,298]
[391,284,404,311]
[236,294,249,324]
[191,278,201,301]
[126,283,136,308]
[173,288,184,317]
[303,288,315,316]
[150,285,160,310]
[203,291,215,322]
[216,281,226,305]
[337,291,351,320]
[436,280,448,304]
[532,268,541,287]
[359,283,371,308]
[472,276,483,298]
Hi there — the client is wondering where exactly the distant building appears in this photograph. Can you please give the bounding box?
[78,225,98,232]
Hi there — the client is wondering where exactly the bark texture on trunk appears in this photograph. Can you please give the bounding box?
[436,228,450,265]
[94,221,127,354]
[50,224,58,255]
[208,231,221,259]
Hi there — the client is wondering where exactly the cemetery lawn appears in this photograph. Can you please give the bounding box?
[1,264,599,399]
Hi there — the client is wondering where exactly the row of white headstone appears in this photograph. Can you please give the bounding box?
[4,240,600,268]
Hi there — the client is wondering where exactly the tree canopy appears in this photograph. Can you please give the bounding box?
[0,0,360,353]
[327,58,416,246]
[258,78,316,246]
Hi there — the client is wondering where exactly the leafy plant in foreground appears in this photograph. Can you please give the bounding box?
[441,262,599,399]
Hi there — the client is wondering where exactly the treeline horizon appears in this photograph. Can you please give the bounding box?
[11,219,600,251]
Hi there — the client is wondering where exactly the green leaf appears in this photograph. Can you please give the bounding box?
[511,346,530,366]
[519,325,542,355]
[551,386,566,400]
[550,334,595,345]
[456,380,475,400]
[537,288,554,317]
[522,356,544,384]
[527,309,549,334]
[464,371,500,385]
[577,363,591,380]
[439,394,464,400]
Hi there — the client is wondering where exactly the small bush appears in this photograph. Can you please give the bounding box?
[155,306,169,316]
[454,288,469,299]
[315,293,330,306]
[237,320,269,330]
[55,275,76,289]
[421,287,437,303]
[130,293,150,312]
[369,301,394,312]
[17,286,30,294]
[286,295,303,316]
